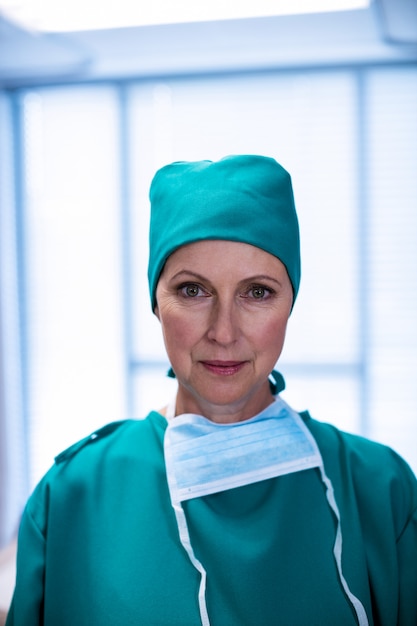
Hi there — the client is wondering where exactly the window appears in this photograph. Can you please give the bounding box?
[17,85,126,483]
[8,64,417,491]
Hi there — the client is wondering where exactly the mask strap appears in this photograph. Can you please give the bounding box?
[318,464,369,626]
[165,425,211,626]
[275,407,369,626]
[172,502,210,626]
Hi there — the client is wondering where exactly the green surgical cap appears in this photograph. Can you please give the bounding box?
[148,155,300,309]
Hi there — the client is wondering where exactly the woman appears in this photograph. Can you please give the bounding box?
[6,155,417,625]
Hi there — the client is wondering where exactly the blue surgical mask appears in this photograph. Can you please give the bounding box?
[164,397,321,502]
[164,396,369,626]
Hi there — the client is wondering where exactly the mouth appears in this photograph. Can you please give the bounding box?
[200,360,248,376]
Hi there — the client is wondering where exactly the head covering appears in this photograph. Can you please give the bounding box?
[148,155,300,309]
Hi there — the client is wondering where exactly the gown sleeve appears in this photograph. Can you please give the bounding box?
[5,497,46,625]
[396,466,417,626]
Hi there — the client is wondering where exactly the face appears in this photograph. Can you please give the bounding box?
[155,240,293,423]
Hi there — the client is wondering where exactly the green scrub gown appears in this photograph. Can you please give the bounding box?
[6,410,417,625]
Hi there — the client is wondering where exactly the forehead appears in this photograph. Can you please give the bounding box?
[162,240,290,281]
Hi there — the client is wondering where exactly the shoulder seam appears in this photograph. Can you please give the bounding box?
[54,420,130,464]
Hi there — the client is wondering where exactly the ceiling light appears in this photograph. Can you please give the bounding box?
[0,0,370,32]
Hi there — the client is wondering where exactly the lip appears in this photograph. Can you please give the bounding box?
[200,360,248,376]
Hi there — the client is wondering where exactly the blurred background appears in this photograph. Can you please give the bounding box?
[0,0,416,586]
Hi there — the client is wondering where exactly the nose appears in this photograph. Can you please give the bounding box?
[206,298,239,345]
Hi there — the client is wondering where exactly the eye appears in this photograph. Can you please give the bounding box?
[179,283,206,298]
[251,286,267,299]
[245,284,274,300]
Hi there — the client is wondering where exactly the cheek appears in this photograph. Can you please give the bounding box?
[255,314,289,355]
[159,310,201,353]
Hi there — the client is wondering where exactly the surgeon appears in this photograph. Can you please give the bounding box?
[6,155,417,625]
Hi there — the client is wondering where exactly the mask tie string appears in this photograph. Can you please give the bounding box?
[318,464,369,626]
[172,501,210,626]
[164,418,210,626]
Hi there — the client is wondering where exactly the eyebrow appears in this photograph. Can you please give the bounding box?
[169,269,284,287]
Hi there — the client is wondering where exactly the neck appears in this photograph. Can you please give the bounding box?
[174,382,275,424]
